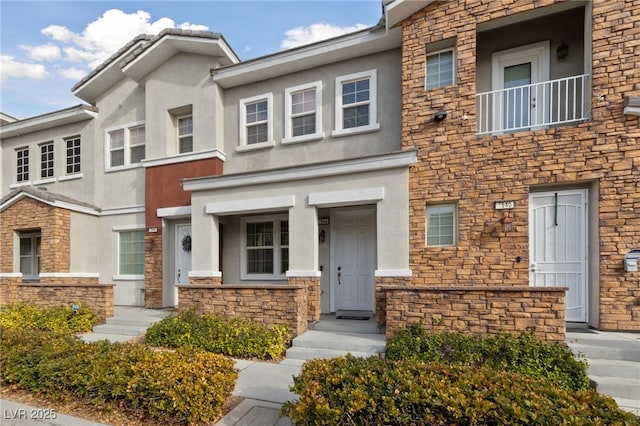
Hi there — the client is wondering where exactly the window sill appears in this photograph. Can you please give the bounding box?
[331,123,380,138]
[105,164,143,173]
[282,133,324,145]
[59,173,83,182]
[240,274,287,281]
[113,274,144,281]
[33,177,57,186]
[236,140,275,153]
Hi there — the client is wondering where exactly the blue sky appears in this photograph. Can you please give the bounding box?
[0,0,382,120]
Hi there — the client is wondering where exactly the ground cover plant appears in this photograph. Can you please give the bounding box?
[283,325,639,425]
[0,302,97,334]
[145,308,289,360]
[0,327,237,425]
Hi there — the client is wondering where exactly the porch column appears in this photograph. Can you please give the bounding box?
[189,199,221,285]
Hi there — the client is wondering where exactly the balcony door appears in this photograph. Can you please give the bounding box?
[492,41,549,132]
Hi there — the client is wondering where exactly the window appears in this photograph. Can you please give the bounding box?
[106,123,146,169]
[20,232,41,280]
[40,142,54,179]
[16,147,29,182]
[118,230,145,275]
[426,48,455,90]
[65,137,81,175]
[239,93,273,150]
[426,204,456,246]
[333,70,379,136]
[178,116,193,153]
[284,81,323,144]
[241,216,289,279]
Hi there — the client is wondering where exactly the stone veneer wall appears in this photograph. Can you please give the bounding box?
[381,285,567,343]
[288,276,321,323]
[178,283,309,337]
[400,0,640,331]
[16,282,114,322]
[144,233,163,308]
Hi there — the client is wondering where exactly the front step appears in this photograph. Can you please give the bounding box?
[80,306,170,343]
[286,330,386,361]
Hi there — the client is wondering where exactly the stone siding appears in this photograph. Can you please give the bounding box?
[16,282,114,322]
[381,285,567,343]
[401,0,640,331]
[288,276,321,323]
[178,284,309,337]
[144,233,163,308]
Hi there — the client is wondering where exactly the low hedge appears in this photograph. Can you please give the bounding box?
[282,355,639,425]
[0,327,237,424]
[386,324,590,391]
[145,309,289,360]
[0,302,97,334]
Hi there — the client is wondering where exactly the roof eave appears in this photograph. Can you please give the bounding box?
[384,0,434,28]
[0,105,98,139]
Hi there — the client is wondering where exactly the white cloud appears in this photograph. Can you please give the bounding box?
[58,67,87,80]
[280,22,368,50]
[0,54,48,82]
[41,25,75,43]
[20,44,61,61]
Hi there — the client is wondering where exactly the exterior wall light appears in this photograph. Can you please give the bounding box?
[434,110,447,122]
[501,212,513,233]
[557,42,569,60]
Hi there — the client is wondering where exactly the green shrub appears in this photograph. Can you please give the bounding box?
[386,324,590,391]
[128,348,237,424]
[145,309,289,360]
[0,328,238,424]
[0,302,97,334]
[282,355,638,425]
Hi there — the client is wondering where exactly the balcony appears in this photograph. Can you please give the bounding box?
[476,74,591,135]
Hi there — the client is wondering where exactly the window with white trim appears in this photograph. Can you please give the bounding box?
[426,204,457,246]
[426,48,455,90]
[16,147,29,182]
[40,142,54,179]
[118,230,145,275]
[65,137,81,175]
[239,93,273,150]
[241,216,289,280]
[333,69,379,136]
[19,232,41,280]
[284,81,323,143]
[178,116,193,153]
[106,123,146,169]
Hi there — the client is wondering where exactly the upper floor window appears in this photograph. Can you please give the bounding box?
[106,122,145,169]
[178,116,193,154]
[65,137,81,175]
[426,48,455,90]
[239,93,273,151]
[333,69,379,137]
[16,147,29,183]
[283,81,323,144]
[426,204,457,246]
[40,142,54,179]
[241,216,288,280]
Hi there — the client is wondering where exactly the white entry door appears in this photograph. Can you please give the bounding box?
[175,224,192,306]
[529,190,588,322]
[332,209,375,312]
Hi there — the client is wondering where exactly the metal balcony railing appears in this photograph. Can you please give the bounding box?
[476,74,591,135]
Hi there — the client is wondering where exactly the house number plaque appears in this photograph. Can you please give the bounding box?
[495,200,515,210]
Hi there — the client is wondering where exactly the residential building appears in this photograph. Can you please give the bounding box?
[1,0,638,338]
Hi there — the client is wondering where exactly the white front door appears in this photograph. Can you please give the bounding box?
[175,224,192,306]
[332,209,375,312]
[529,190,588,322]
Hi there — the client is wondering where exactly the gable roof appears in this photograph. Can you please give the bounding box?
[0,104,98,139]
[0,186,101,216]
[73,29,239,104]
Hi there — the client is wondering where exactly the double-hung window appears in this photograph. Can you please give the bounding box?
[239,93,273,151]
[118,229,145,276]
[65,137,81,175]
[178,116,193,153]
[426,204,457,246]
[284,81,323,144]
[106,122,146,169]
[333,69,379,136]
[40,142,54,179]
[16,147,29,183]
[20,232,41,280]
[241,216,289,280]
[426,48,455,90]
